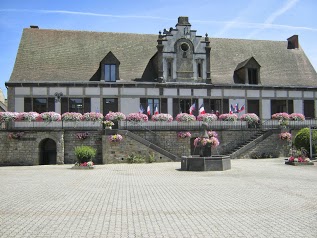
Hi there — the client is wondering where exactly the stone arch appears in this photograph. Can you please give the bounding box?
[35,132,64,165]
[39,138,57,165]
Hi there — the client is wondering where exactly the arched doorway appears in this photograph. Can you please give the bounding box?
[39,138,57,165]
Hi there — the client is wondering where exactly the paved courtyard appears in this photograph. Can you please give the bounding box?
[0,158,316,238]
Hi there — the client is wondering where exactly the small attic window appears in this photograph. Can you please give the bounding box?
[248,68,258,84]
[100,51,120,82]
[234,57,261,85]
[104,65,116,82]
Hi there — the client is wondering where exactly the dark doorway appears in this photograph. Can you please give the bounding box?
[39,139,57,165]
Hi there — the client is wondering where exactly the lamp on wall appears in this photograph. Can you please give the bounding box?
[54,92,63,102]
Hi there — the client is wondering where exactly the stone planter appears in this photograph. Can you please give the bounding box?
[71,165,95,169]
[285,161,314,166]
[181,155,231,171]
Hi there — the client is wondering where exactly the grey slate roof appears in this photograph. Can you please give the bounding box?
[9,28,317,87]
[10,28,158,82]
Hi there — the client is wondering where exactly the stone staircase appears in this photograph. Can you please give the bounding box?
[107,129,180,161]
[228,130,276,159]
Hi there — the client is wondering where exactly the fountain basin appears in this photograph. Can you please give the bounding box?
[181,155,231,171]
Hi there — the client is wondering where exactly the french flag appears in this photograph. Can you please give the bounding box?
[199,104,206,114]
[139,104,144,113]
[189,103,196,115]
[234,103,239,113]
[239,105,245,112]
[230,104,235,114]
[147,105,151,115]
[154,105,159,115]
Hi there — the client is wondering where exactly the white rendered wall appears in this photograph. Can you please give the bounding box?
[15,98,24,112]
[293,100,303,114]
[120,98,139,114]
[91,98,101,112]
[261,99,271,119]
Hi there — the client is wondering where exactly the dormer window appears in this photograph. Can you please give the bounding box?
[105,64,116,82]
[248,68,258,84]
[100,51,120,82]
[234,57,261,85]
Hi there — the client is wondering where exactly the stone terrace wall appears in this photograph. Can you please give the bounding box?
[0,129,289,166]
[239,131,290,159]
[64,131,103,164]
[102,135,172,164]
[133,131,191,157]
[0,131,64,166]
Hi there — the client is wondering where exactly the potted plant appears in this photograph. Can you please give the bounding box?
[126,113,148,123]
[61,112,83,122]
[73,145,96,169]
[175,113,196,122]
[279,132,292,141]
[108,134,123,143]
[151,113,173,122]
[196,113,217,123]
[105,112,126,129]
[82,112,104,122]
[177,131,191,139]
[289,113,305,121]
[240,113,260,127]
[103,120,115,129]
[38,112,61,123]
[0,112,20,122]
[218,113,238,121]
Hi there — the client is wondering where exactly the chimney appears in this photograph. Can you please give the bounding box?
[30,25,39,29]
[176,16,191,26]
[287,35,298,49]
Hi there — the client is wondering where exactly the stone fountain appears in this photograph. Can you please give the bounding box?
[181,123,231,171]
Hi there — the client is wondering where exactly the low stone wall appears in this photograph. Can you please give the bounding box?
[0,131,64,166]
[133,131,191,157]
[239,131,289,159]
[63,131,103,164]
[0,129,290,166]
[102,135,172,164]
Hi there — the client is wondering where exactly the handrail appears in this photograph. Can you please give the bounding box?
[123,130,179,161]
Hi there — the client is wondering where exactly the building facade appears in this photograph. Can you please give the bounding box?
[5,16,317,119]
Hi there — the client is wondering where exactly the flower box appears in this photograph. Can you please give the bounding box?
[13,121,102,128]
[13,121,62,128]
[285,161,314,166]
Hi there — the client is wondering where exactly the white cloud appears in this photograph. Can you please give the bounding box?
[1,6,316,33]
[247,0,300,38]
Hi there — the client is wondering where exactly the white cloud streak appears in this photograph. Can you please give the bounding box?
[247,0,300,38]
[1,6,316,33]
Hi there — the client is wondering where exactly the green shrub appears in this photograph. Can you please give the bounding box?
[74,145,97,163]
[126,154,145,163]
[146,152,156,163]
[294,128,317,156]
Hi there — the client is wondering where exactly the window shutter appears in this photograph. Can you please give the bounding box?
[61,98,68,114]
[24,98,32,112]
[161,98,167,113]
[84,98,91,113]
[48,98,55,112]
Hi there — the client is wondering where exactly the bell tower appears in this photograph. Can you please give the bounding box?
[156,16,211,83]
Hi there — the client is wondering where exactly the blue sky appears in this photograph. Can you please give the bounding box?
[1,0,317,98]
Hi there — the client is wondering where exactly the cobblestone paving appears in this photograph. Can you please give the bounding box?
[0,158,316,238]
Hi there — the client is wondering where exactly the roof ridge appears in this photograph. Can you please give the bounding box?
[24,28,157,36]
